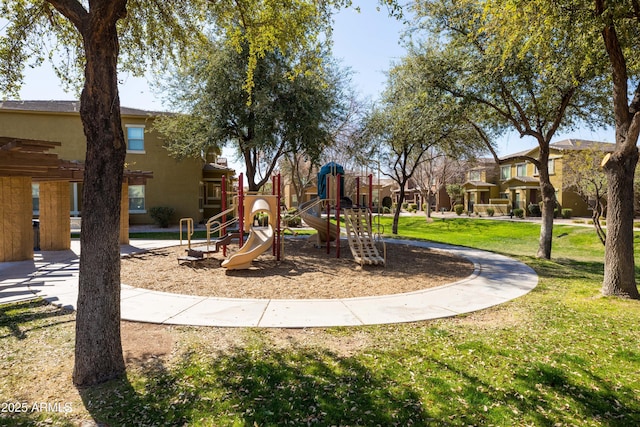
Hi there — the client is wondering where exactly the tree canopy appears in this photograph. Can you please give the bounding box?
[358,56,486,234]
[407,0,611,259]
[471,0,640,297]
[155,37,350,192]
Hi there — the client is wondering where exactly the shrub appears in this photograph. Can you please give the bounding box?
[149,206,175,228]
[528,203,541,217]
[512,208,524,219]
[561,208,572,219]
[402,202,409,210]
[454,204,464,215]
[383,206,391,214]
[486,207,495,217]
[409,203,418,212]
[283,214,301,227]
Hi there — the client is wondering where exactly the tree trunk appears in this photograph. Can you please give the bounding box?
[536,150,555,259]
[602,148,640,298]
[596,1,640,299]
[392,185,405,234]
[73,3,127,386]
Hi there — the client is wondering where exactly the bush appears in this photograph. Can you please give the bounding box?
[512,208,524,219]
[383,206,391,214]
[561,208,572,219]
[149,206,175,228]
[486,207,495,217]
[283,214,301,227]
[409,203,418,212]
[402,202,409,211]
[454,204,464,215]
[527,203,541,217]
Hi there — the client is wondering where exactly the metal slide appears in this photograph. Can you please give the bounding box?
[221,197,274,270]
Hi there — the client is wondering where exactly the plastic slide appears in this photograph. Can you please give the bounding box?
[298,199,338,243]
[221,197,275,270]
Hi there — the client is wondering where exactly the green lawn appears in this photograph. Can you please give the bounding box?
[2,217,640,426]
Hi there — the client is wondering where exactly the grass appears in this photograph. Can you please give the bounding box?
[3,217,640,426]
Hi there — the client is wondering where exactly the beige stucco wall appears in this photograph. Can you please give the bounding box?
[0,109,204,226]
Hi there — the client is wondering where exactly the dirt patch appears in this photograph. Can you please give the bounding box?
[121,321,173,364]
[120,238,474,299]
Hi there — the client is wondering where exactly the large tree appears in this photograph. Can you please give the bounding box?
[410,0,610,259]
[479,0,639,297]
[155,39,349,192]
[358,59,484,234]
[1,0,354,386]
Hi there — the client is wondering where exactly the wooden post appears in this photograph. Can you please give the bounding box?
[336,173,341,259]
[39,181,71,251]
[0,177,33,262]
[119,182,129,245]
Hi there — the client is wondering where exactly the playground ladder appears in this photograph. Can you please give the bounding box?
[343,208,386,266]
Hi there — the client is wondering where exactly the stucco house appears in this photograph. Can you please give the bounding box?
[0,100,235,227]
[463,139,615,217]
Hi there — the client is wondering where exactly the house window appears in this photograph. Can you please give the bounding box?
[516,163,527,177]
[126,125,145,152]
[128,185,146,213]
[204,181,222,206]
[469,170,481,181]
[32,183,40,215]
[500,165,511,180]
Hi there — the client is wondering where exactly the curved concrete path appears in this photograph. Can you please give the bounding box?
[0,238,537,328]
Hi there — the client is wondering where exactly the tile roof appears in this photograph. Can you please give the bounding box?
[0,100,165,116]
[499,138,615,160]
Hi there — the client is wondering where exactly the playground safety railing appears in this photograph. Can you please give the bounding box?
[179,217,194,247]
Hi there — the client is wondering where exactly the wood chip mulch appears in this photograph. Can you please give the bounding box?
[120,237,474,299]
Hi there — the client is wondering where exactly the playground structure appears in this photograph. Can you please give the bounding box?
[179,173,283,269]
[300,162,386,266]
[178,163,385,269]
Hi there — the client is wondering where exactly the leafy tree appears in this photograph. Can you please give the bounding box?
[409,0,610,259]
[562,145,611,244]
[446,184,464,208]
[155,38,349,192]
[0,0,355,386]
[358,60,484,234]
[478,0,639,298]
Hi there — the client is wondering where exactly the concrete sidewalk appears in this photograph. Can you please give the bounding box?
[0,238,538,328]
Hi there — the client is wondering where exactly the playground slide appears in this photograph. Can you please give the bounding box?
[298,199,338,243]
[221,225,274,270]
[221,197,275,270]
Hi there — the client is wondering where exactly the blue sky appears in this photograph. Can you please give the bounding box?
[16,2,614,162]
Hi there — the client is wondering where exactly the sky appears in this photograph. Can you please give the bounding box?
[14,2,615,167]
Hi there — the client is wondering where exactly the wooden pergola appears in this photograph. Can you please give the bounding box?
[0,137,152,262]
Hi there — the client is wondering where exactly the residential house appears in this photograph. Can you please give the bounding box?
[462,158,501,213]
[0,100,235,227]
[464,139,615,217]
